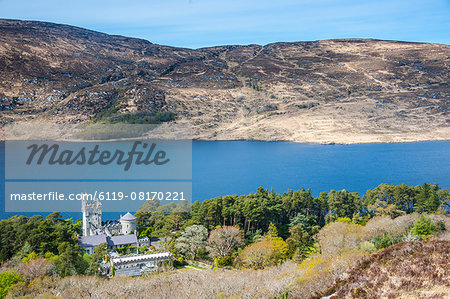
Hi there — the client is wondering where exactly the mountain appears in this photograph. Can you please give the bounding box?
[0,19,449,143]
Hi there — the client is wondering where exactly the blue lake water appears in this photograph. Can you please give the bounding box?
[1,140,449,220]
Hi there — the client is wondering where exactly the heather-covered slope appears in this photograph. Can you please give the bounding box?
[0,19,449,143]
[327,241,450,298]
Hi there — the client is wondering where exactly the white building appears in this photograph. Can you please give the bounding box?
[120,212,137,235]
[111,252,173,276]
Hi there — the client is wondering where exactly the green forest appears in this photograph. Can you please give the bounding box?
[136,182,448,238]
[0,182,447,267]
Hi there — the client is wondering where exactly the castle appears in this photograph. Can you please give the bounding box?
[81,197,137,236]
[79,197,144,254]
[78,197,172,276]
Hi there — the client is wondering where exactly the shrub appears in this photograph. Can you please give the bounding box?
[427,214,450,240]
[359,241,376,253]
[0,271,23,299]
[335,217,352,224]
[117,245,137,255]
[436,220,446,231]
[21,252,38,263]
[292,245,318,263]
[168,255,184,268]
[138,246,148,254]
[176,256,185,266]
[410,215,438,240]
[214,256,232,268]
[371,232,403,250]
[401,231,421,242]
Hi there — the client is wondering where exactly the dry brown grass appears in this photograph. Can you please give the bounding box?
[6,264,298,298]
[6,256,367,299]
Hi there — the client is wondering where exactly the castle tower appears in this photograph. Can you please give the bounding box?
[82,196,102,236]
[120,212,137,235]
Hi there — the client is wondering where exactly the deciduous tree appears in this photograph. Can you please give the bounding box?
[207,226,243,258]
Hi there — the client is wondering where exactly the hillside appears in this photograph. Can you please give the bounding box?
[0,19,449,143]
[325,240,450,298]
[1,206,449,298]
[3,240,448,298]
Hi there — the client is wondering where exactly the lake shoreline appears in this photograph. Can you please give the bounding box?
[1,134,449,145]
[191,137,450,145]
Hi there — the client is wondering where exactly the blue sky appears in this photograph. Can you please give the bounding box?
[0,0,449,48]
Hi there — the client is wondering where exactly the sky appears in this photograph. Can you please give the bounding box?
[0,0,449,48]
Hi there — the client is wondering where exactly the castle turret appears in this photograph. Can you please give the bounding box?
[82,197,102,236]
[120,212,137,235]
